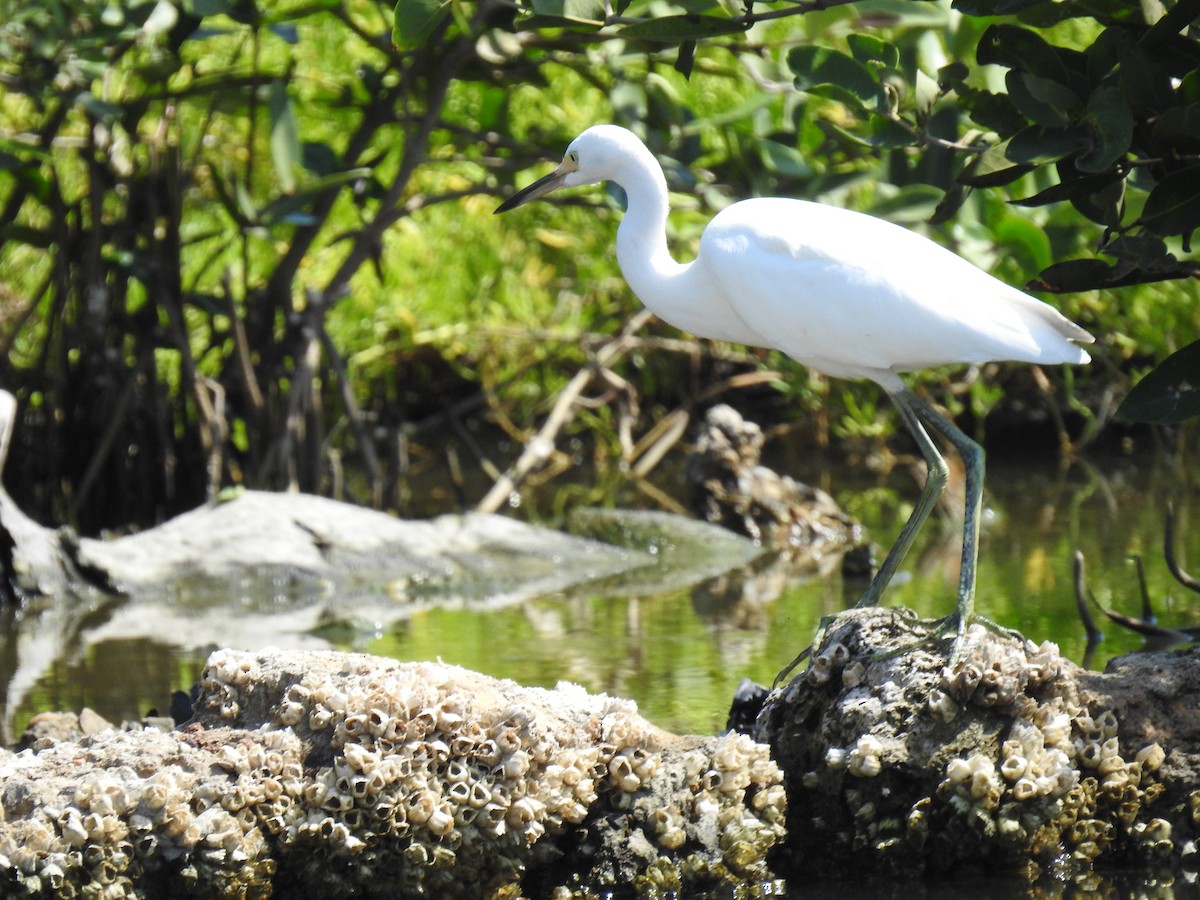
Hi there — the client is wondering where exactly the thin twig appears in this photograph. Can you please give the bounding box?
[476,309,654,514]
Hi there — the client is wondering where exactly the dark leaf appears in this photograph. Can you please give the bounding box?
[959,140,1034,187]
[620,15,746,42]
[931,182,970,225]
[674,40,696,78]
[301,142,340,177]
[952,0,1047,12]
[1119,39,1176,117]
[937,62,970,88]
[0,224,54,249]
[1032,256,1200,291]
[977,24,1070,82]
[1116,340,1200,425]
[1006,125,1089,165]
[1029,258,1116,291]
[1011,171,1121,207]
[1007,71,1082,126]
[1152,102,1200,151]
[1141,164,1200,237]
[1076,86,1133,173]
[956,86,1027,136]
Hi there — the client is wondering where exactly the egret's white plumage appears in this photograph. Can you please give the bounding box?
[496,124,1094,667]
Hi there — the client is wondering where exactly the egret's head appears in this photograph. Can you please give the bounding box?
[494,125,633,213]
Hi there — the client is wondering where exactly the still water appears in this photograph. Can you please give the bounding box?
[6,450,1196,740]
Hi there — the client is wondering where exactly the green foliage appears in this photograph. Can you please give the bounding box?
[1,0,1197,532]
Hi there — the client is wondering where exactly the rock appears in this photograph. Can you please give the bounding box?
[0,648,786,898]
[686,404,866,562]
[755,607,1194,880]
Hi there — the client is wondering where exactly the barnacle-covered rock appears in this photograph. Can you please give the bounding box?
[0,649,785,898]
[756,606,1197,880]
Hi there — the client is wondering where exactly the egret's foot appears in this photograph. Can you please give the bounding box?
[868,608,1023,667]
[772,645,811,689]
[772,610,844,688]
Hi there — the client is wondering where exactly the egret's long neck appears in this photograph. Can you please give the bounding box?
[610,149,756,343]
[611,146,687,308]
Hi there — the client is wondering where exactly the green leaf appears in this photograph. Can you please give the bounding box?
[1006,72,1083,127]
[531,0,605,24]
[788,45,886,113]
[958,139,1034,187]
[1116,340,1200,425]
[867,184,946,224]
[759,140,810,178]
[1005,125,1089,165]
[1141,164,1200,237]
[977,24,1071,83]
[1076,86,1132,173]
[1029,258,1115,292]
[259,168,372,226]
[847,34,899,71]
[268,80,299,194]
[619,15,745,42]
[1152,102,1200,151]
[392,0,450,50]
[76,93,125,121]
[190,0,236,14]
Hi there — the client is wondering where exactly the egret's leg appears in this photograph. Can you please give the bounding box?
[775,391,988,686]
[853,389,951,610]
[903,390,983,633]
[775,390,948,685]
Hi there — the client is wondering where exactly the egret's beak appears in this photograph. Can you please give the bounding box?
[494,160,574,213]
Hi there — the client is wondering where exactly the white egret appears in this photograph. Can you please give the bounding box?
[495,124,1093,664]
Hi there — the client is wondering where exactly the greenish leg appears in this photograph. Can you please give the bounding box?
[854,389,951,611]
[774,389,985,686]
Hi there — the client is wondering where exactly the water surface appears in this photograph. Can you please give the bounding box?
[8,451,1196,738]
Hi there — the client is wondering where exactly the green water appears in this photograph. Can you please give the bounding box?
[8,451,1196,738]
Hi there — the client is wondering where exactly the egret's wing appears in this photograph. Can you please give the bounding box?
[700,199,1091,378]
